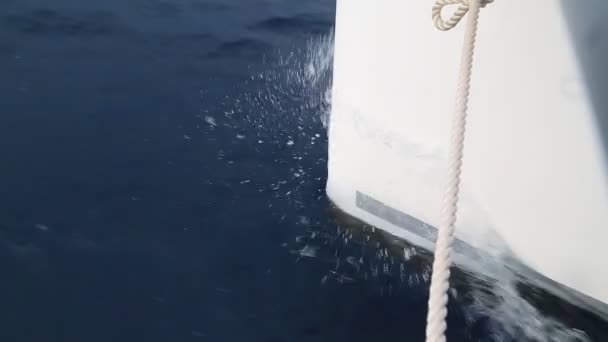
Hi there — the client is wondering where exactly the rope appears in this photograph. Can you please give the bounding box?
[425,1,492,342]
[432,0,493,31]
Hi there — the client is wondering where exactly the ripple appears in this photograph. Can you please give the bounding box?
[207,38,272,59]
[141,0,183,17]
[250,14,333,36]
[2,9,127,37]
[189,2,231,13]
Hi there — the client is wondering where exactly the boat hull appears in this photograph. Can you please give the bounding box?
[327,0,608,311]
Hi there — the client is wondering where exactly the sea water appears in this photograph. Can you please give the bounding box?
[0,0,606,341]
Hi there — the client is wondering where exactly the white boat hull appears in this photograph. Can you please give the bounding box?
[327,0,608,312]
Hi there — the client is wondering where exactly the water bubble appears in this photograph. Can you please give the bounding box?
[299,245,318,258]
[204,116,217,126]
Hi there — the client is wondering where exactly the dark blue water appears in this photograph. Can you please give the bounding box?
[1,1,607,341]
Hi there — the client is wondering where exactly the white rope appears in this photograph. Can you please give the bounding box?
[432,0,493,31]
[425,1,491,342]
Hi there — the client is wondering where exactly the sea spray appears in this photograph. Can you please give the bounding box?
[291,219,592,342]
[197,30,334,218]
[202,29,593,342]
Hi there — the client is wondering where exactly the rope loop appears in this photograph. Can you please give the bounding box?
[432,0,493,31]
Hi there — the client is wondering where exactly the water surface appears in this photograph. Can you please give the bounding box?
[1,0,607,341]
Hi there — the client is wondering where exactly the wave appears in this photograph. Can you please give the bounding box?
[2,9,127,37]
[207,38,273,59]
[250,14,334,36]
